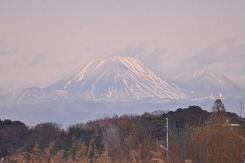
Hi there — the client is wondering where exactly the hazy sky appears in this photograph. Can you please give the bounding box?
[0,0,245,94]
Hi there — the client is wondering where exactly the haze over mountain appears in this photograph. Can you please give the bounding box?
[49,56,185,101]
[174,70,245,99]
[0,56,244,126]
[1,1,245,94]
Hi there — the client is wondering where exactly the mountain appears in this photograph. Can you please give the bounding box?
[1,57,244,126]
[47,56,185,101]
[0,56,185,106]
[0,87,70,106]
[174,70,245,98]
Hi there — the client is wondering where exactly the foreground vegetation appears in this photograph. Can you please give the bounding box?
[0,105,244,163]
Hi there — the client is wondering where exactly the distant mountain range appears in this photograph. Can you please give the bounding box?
[174,70,245,98]
[0,56,244,126]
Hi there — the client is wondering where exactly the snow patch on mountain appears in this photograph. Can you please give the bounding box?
[174,70,245,98]
[0,56,186,106]
[59,56,186,101]
[0,87,71,106]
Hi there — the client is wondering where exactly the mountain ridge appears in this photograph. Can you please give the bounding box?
[1,57,245,106]
[1,56,186,106]
[48,56,186,101]
[0,57,244,126]
[174,70,245,98]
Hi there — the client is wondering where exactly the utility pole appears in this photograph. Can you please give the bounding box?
[166,117,169,163]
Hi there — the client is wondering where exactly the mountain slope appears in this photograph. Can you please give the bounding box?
[174,70,245,98]
[1,87,70,106]
[1,59,245,126]
[49,56,185,101]
[1,56,185,106]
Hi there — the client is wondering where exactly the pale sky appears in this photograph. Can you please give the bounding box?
[0,0,245,94]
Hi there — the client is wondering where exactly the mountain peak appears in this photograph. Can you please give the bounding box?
[193,70,215,77]
[76,56,140,81]
[59,56,186,101]
[109,55,138,62]
[1,56,186,105]
[191,70,238,87]
[177,70,229,83]
[192,70,224,79]
[175,70,245,98]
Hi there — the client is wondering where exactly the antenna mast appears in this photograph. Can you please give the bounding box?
[166,117,169,163]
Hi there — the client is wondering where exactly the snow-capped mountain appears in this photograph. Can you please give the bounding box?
[1,56,185,106]
[1,87,70,106]
[174,70,245,98]
[48,56,185,101]
[1,57,245,126]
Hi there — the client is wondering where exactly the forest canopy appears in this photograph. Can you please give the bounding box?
[0,105,244,163]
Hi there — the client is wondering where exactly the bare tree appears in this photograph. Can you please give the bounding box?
[212,99,225,112]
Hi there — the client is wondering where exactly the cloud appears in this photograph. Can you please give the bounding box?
[0,42,16,56]
[107,40,245,86]
[28,53,48,67]
[175,39,245,86]
[111,44,168,71]
[193,39,245,64]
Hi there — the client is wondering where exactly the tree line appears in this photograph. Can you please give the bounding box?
[0,104,244,162]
